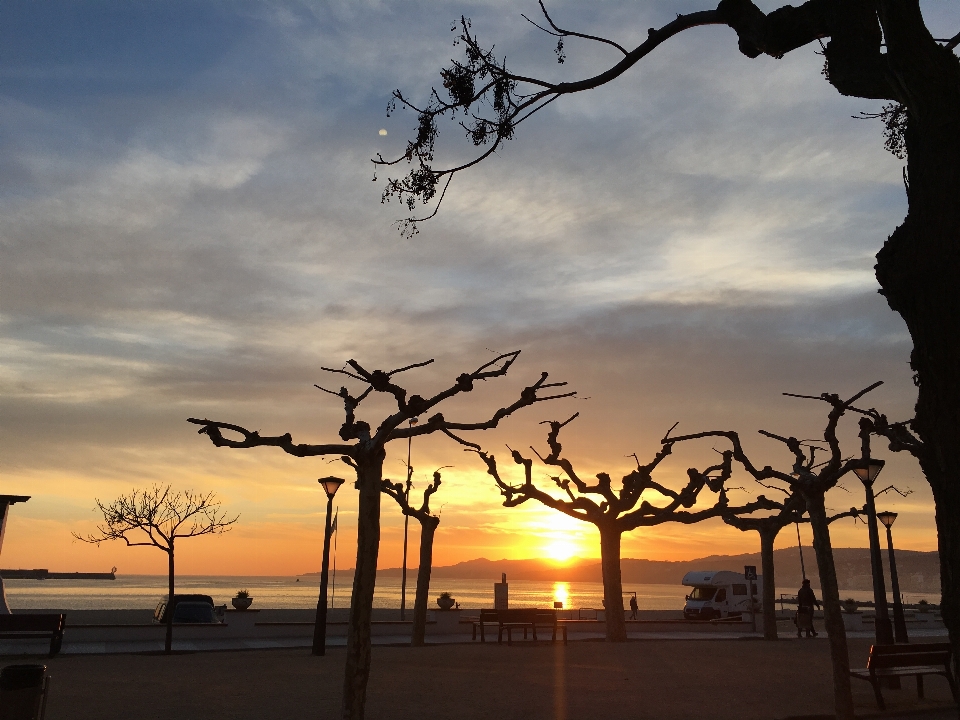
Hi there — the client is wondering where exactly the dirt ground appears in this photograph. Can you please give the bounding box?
[13,636,958,720]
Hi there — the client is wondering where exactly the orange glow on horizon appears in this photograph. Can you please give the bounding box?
[543,539,579,562]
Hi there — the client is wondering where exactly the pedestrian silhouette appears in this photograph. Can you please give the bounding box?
[796,579,820,638]
[629,595,638,620]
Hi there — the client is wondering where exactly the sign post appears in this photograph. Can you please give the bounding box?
[744,565,758,633]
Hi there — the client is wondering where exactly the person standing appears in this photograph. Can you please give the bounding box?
[796,579,820,638]
[629,594,638,620]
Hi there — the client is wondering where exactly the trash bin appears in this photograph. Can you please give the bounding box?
[0,664,48,720]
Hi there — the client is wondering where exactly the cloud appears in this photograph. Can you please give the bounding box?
[0,0,937,574]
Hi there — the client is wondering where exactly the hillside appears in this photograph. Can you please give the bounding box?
[360,548,940,594]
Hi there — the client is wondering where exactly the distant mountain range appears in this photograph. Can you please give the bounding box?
[311,548,941,594]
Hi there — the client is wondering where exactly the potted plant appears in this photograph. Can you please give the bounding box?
[232,589,253,610]
[436,592,455,611]
[841,598,859,614]
[840,598,862,631]
[915,599,933,621]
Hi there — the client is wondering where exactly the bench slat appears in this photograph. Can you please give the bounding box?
[868,650,952,669]
[0,613,66,657]
[851,642,958,712]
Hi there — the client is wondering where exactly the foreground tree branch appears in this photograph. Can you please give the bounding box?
[188,351,572,720]
[384,2,960,682]
[471,413,779,642]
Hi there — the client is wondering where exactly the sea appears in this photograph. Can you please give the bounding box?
[0,575,928,611]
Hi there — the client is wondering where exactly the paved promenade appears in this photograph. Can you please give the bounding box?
[10,635,956,720]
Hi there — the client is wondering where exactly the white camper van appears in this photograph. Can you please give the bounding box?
[682,570,762,620]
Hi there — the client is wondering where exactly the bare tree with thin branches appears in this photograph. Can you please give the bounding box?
[666,381,885,720]
[381,469,444,647]
[187,351,573,720]
[464,413,780,642]
[73,485,238,653]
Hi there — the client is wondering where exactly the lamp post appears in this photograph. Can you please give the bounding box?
[853,459,894,645]
[877,511,909,643]
[312,476,345,656]
[400,417,417,621]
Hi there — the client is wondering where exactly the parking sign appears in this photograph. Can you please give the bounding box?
[744,565,757,580]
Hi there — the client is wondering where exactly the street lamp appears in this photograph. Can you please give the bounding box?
[400,417,417,621]
[853,459,894,645]
[313,476,345,656]
[877,510,909,643]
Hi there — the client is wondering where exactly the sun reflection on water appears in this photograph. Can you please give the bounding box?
[553,581,569,609]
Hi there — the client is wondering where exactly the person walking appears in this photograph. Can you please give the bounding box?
[796,578,820,638]
[629,594,638,620]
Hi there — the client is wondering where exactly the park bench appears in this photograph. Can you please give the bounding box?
[850,642,958,710]
[471,609,566,645]
[0,615,66,657]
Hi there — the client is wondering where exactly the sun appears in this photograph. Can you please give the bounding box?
[544,539,578,562]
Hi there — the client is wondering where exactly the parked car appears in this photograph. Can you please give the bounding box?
[154,594,222,624]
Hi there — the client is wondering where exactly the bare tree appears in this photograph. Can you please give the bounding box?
[73,485,237,653]
[465,413,780,642]
[667,382,884,720]
[381,469,444,647]
[722,492,864,641]
[378,2,960,661]
[188,351,573,720]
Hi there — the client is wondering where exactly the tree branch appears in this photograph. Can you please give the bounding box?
[187,418,357,458]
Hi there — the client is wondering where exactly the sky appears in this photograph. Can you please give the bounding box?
[2,0,955,577]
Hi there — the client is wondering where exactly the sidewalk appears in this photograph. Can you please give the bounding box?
[12,636,956,720]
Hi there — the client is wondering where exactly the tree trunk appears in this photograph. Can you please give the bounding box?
[806,492,854,720]
[341,451,384,720]
[759,525,779,641]
[165,545,174,654]
[916,447,960,672]
[599,524,626,642]
[411,518,438,647]
[872,14,960,671]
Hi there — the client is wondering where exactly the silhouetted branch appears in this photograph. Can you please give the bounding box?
[470,415,778,531]
[668,382,884,495]
[73,485,238,551]
[522,1,629,56]
[187,418,357,457]
[191,353,573,462]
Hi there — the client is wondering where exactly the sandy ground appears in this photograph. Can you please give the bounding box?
[10,636,956,720]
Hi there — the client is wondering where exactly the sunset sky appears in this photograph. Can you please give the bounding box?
[2,0,953,577]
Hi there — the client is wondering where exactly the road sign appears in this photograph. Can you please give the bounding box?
[744,565,757,580]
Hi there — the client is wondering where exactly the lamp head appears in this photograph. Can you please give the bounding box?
[852,459,885,484]
[876,511,898,529]
[318,476,346,499]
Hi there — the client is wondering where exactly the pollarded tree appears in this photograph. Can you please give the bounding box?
[465,413,780,642]
[188,351,573,720]
[722,491,864,641]
[667,382,885,720]
[73,485,238,653]
[380,469,444,647]
[377,1,960,664]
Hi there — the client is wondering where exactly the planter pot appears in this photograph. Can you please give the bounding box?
[436,596,455,611]
[842,612,863,631]
[232,597,253,611]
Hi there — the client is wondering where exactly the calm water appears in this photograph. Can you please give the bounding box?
[1,575,928,611]
[2,575,685,611]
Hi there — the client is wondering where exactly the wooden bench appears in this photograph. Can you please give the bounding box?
[850,642,959,710]
[0,615,66,657]
[471,609,566,645]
